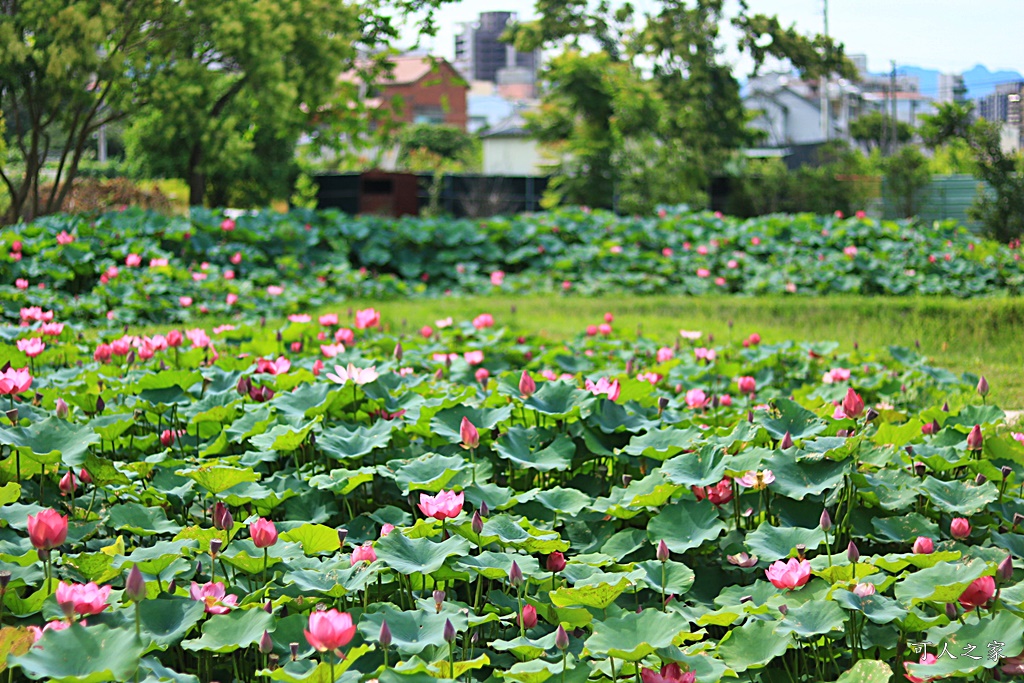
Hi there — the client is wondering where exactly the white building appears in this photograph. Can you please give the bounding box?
[480,113,545,175]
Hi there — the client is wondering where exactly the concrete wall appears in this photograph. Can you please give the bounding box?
[482,137,544,175]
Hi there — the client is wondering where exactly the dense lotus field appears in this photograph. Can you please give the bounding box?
[3,207,1024,326]
[1,304,1024,683]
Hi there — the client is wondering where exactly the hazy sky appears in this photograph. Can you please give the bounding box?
[411,0,1023,76]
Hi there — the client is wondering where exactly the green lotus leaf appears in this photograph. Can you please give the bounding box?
[917,476,998,515]
[523,381,594,417]
[318,420,393,460]
[764,453,849,500]
[757,398,827,440]
[107,503,182,537]
[432,654,490,679]
[870,513,940,544]
[661,446,727,487]
[776,599,846,638]
[893,559,990,604]
[647,500,725,554]
[359,604,466,655]
[831,591,908,624]
[0,482,21,506]
[137,598,206,651]
[181,608,274,653]
[624,428,703,461]
[375,530,470,575]
[908,611,1024,678]
[873,551,962,573]
[178,465,260,494]
[601,528,649,561]
[8,624,143,682]
[278,524,341,555]
[430,405,512,441]
[584,609,690,660]
[393,453,467,493]
[745,523,825,561]
[943,404,1004,427]
[260,646,369,682]
[0,626,35,673]
[716,618,793,672]
[491,632,559,659]
[478,515,570,554]
[550,576,632,609]
[532,487,593,516]
[271,382,336,420]
[495,427,575,472]
[249,417,321,452]
[498,658,590,683]
[835,660,894,683]
[455,552,542,581]
[115,540,198,574]
[307,467,376,495]
[0,416,99,467]
[637,559,695,595]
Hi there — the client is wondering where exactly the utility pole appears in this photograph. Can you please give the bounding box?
[820,0,830,141]
[890,61,898,153]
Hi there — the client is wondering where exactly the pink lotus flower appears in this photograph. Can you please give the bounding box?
[490,270,505,286]
[125,253,141,267]
[380,524,395,537]
[843,245,858,257]
[472,313,495,329]
[16,338,44,358]
[354,308,380,330]
[335,328,355,345]
[586,325,598,336]
[637,372,661,384]
[765,558,812,590]
[418,490,464,520]
[912,537,934,554]
[40,323,64,336]
[693,477,733,506]
[950,517,971,540]
[255,357,291,375]
[598,323,612,336]
[679,330,702,341]
[250,518,278,548]
[662,247,673,256]
[694,347,716,362]
[189,581,238,614]
[0,367,33,395]
[464,350,484,365]
[842,388,864,418]
[904,654,939,683]
[1013,432,1024,445]
[685,388,709,409]
[226,293,238,305]
[149,258,169,268]
[20,306,53,323]
[737,470,775,490]
[585,377,620,401]
[267,285,284,297]
[696,268,710,278]
[230,251,243,265]
[305,609,356,652]
[224,269,235,280]
[958,575,995,609]
[822,368,851,384]
[56,230,75,245]
[852,582,876,597]
[186,328,211,349]
[519,371,536,398]
[433,352,458,363]
[27,509,68,550]
[15,278,28,290]
[326,363,378,386]
[220,218,236,231]
[313,360,324,376]
[610,245,623,254]
[737,376,756,394]
[436,317,453,328]
[420,325,434,338]
[351,543,377,565]
[179,296,193,308]
[191,272,206,282]
[288,314,312,324]
[166,330,183,347]
[56,581,111,616]
[461,417,480,449]
[319,313,338,327]
[641,663,696,683]
[727,552,758,567]
[320,343,345,358]
[1001,655,1024,676]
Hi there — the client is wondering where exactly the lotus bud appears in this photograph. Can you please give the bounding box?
[59,600,76,621]
[125,565,146,602]
[472,510,484,535]
[236,376,251,396]
[999,555,1013,582]
[780,432,794,450]
[338,528,348,547]
[942,401,949,412]
[379,619,392,648]
[264,601,273,614]
[168,580,176,594]
[657,396,669,414]
[945,602,958,620]
[209,538,222,557]
[546,551,567,573]
[5,407,18,425]
[837,429,850,437]
[950,517,971,539]
[555,624,570,650]
[443,618,456,643]
[257,630,273,654]
[847,541,860,563]
[622,474,633,487]
[1015,512,1024,529]
[434,368,444,381]
[393,343,403,361]
[625,359,633,375]
[433,589,445,612]
[842,388,864,418]
[852,582,876,597]
[748,410,754,423]
[0,571,10,592]
[79,468,92,485]
[1002,466,1013,479]
[213,502,233,531]
[55,398,69,419]
[509,561,524,588]
[59,470,77,496]
[519,603,538,629]
[276,330,283,343]
[914,461,926,477]
[519,371,536,398]
[975,473,987,485]
[930,419,941,434]
[289,642,299,661]
[966,425,983,451]
[657,540,670,563]
[795,544,806,560]
[865,407,879,422]
[480,500,489,517]
[977,376,990,396]
[460,417,480,450]
[820,509,832,531]
[777,603,787,615]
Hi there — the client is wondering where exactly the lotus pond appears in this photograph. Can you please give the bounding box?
[1,303,1024,683]
[4,207,1024,329]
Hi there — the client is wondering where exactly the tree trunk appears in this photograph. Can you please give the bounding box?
[188,141,205,207]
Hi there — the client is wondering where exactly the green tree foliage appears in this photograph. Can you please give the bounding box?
[850,111,914,153]
[513,0,853,212]
[0,0,170,222]
[922,102,1024,242]
[883,146,931,218]
[398,124,478,167]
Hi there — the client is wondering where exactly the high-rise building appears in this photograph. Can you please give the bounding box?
[977,81,1024,123]
[937,73,966,104]
[453,11,540,86]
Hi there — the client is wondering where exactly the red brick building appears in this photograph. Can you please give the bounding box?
[360,55,469,130]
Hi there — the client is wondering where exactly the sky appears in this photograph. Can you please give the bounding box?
[410,0,1024,76]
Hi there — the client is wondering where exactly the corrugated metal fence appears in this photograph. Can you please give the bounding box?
[882,174,994,229]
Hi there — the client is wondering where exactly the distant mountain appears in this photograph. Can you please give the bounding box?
[877,65,1023,100]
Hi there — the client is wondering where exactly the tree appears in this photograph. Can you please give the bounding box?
[883,146,931,218]
[922,102,1024,242]
[0,1,172,223]
[850,111,913,153]
[398,124,478,167]
[512,0,853,211]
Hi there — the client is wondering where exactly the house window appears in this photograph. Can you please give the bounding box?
[413,106,446,124]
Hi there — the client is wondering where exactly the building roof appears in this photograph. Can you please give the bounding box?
[480,111,532,138]
[339,55,468,88]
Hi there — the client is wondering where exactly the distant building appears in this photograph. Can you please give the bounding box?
[744,75,828,146]
[937,73,967,103]
[454,11,541,96]
[977,81,1024,151]
[481,112,544,175]
[343,55,469,130]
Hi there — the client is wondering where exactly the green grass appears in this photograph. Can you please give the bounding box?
[330,294,1024,408]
